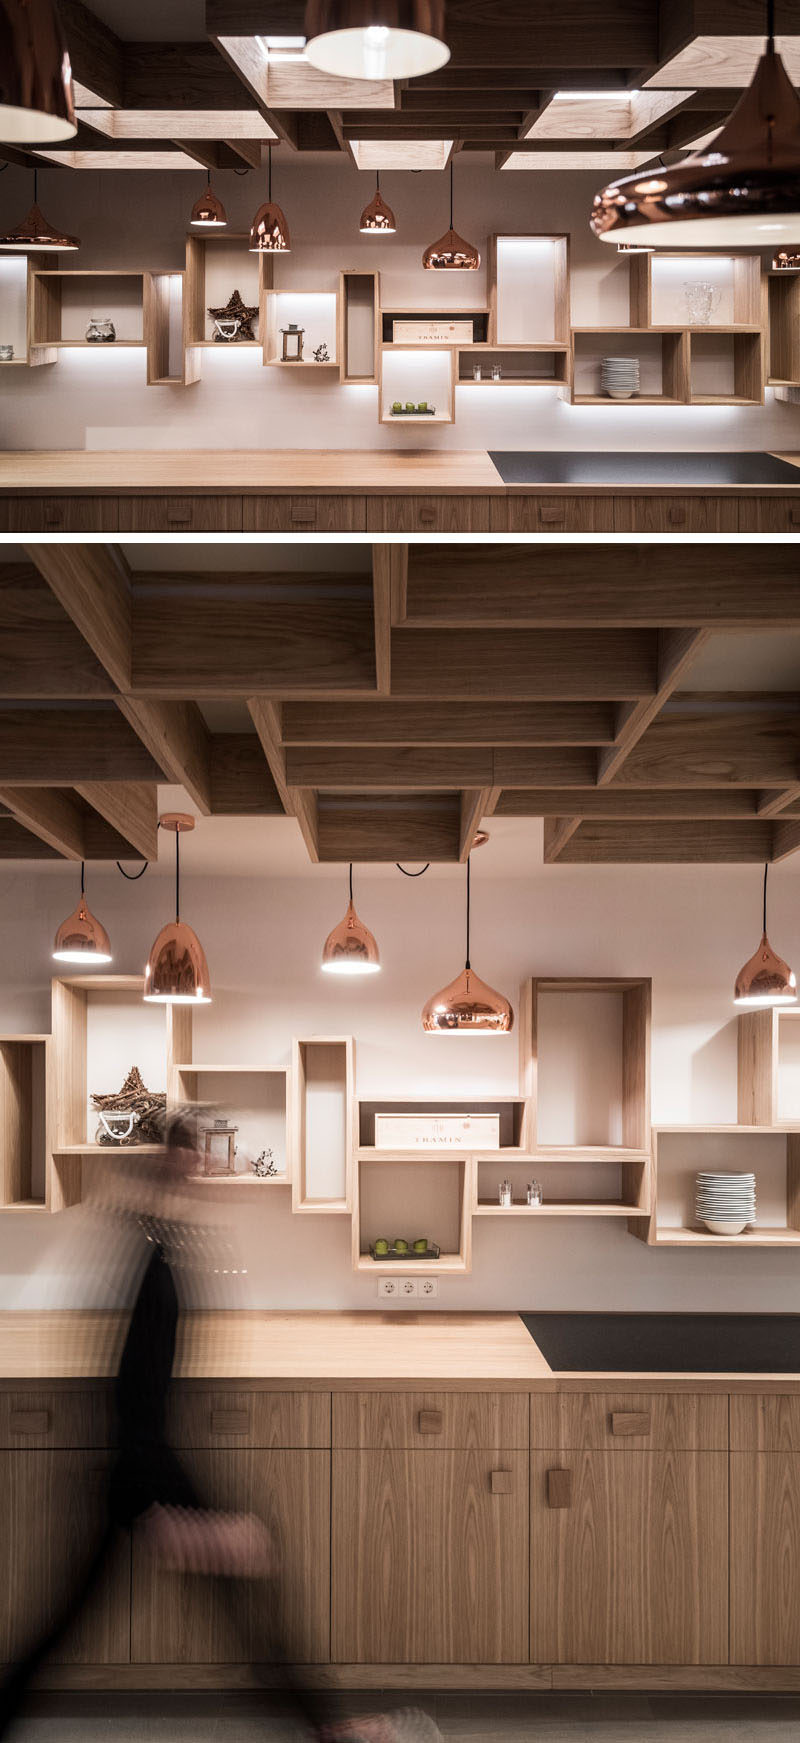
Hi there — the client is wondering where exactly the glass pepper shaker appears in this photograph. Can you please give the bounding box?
[499,1178,512,1208]
[527,1180,543,1207]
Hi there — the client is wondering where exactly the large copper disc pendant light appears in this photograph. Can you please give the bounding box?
[249,145,291,253]
[360,172,396,234]
[190,170,227,228]
[322,864,381,975]
[53,862,112,964]
[0,168,79,250]
[422,857,512,1034]
[144,814,211,1005]
[0,0,76,143]
[422,161,480,270]
[304,0,449,81]
[734,863,797,1007]
[592,0,800,247]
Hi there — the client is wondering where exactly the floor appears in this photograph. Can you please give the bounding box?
[8,1692,800,1741]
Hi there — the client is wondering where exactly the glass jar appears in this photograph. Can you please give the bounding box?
[499,1179,512,1208]
[86,316,116,343]
[491,363,502,382]
[527,1180,543,1207]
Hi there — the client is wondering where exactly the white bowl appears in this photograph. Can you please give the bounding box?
[703,1218,750,1236]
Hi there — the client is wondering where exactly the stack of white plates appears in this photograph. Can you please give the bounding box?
[601,356,640,399]
[695,1171,756,1236]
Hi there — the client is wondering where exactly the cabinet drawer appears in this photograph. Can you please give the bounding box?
[168,1389,330,1449]
[613,495,738,532]
[242,494,366,531]
[531,1391,728,1451]
[738,496,800,532]
[0,495,119,532]
[334,1391,528,1450]
[365,495,491,532]
[0,1390,114,1448]
[122,495,243,532]
[731,1393,800,1450]
[500,495,614,533]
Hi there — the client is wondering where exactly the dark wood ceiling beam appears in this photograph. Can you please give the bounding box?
[0,818,61,859]
[280,700,617,747]
[344,124,524,140]
[286,746,598,790]
[208,734,285,815]
[74,782,158,860]
[412,68,630,88]
[495,789,765,819]
[0,568,116,699]
[0,707,161,784]
[757,785,800,818]
[404,545,800,626]
[176,139,263,168]
[122,42,251,109]
[247,698,319,861]
[22,544,131,692]
[398,89,542,110]
[115,698,212,815]
[554,821,777,864]
[371,549,392,695]
[390,628,658,700]
[209,35,300,148]
[459,788,497,861]
[772,820,800,862]
[316,795,460,862]
[133,594,377,695]
[0,787,86,859]
[610,714,800,790]
[60,0,124,106]
[597,628,710,785]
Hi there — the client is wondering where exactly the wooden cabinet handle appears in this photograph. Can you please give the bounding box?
[417,1409,443,1435]
[167,512,192,525]
[10,1409,51,1435]
[789,508,800,526]
[539,508,565,525]
[291,508,317,523]
[546,1468,572,1509]
[210,1408,249,1436]
[490,1468,513,1494]
[668,506,686,525]
[610,1411,651,1437]
[418,508,437,524]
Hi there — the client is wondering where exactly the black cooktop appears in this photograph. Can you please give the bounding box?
[489,451,800,486]
[520,1312,800,1373]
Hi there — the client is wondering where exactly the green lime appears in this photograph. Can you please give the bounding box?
[374,1238,389,1256]
[413,1238,429,1254]
[393,1238,409,1253]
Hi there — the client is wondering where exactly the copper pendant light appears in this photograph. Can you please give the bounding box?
[360,172,396,234]
[0,168,79,251]
[190,170,227,228]
[0,0,76,143]
[322,864,380,975]
[144,814,211,1005]
[734,863,797,1007]
[422,857,513,1034]
[53,861,112,964]
[304,0,449,81]
[422,161,480,270]
[592,0,800,247]
[249,145,291,253]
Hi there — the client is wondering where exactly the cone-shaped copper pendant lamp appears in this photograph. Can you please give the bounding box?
[305,0,449,80]
[0,169,79,251]
[322,864,380,975]
[592,0,800,247]
[734,863,797,1007]
[0,0,76,143]
[53,861,112,964]
[190,170,227,228]
[144,814,211,1005]
[249,145,291,253]
[422,161,479,270]
[422,857,512,1034]
[359,172,396,234]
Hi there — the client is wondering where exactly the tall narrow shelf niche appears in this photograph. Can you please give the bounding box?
[145,272,196,387]
[292,1037,355,1213]
[172,1063,290,1185]
[767,269,800,386]
[0,1038,48,1212]
[478,232,572,395]
[0,258,54,367]
[339,270,380,384]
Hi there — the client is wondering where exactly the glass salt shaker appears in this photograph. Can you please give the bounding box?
[491,363,502,382]
[473,363,482,381]
[527,1180,543,1207]
[499,1179,512,1208]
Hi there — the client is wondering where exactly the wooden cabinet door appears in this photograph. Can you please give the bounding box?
[737,496,800,532]
[0,495,119,532]
[501,495,614,533]
[530,1450,728,1665]
[0,1451,130,1664]
[131,1449,330,1664]
[242,495,367,531]
[365,495,491,532]
[731,1452,800,1663]
[613,495,738,532]
[122,495,243,532]
[332,1450,528,1664]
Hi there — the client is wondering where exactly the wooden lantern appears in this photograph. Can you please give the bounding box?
[203,1122,238,1176]
[281,324,305,361]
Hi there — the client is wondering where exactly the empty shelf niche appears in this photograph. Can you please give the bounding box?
[0,1039,47,1211]
[292,1037,353,1211]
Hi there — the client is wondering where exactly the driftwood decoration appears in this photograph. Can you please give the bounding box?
[91,1065,166,1146]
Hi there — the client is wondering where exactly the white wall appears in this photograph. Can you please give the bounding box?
[3,853,800,1312]
[2,158,799,452]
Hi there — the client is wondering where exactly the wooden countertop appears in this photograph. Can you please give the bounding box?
[0,450,799,495]
[2,1311,800,1391]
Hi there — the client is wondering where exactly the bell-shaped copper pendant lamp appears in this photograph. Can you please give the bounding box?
[0,169,79,251]
[249,145,291,253]
[144,814,211,1005]
[592,0,800,247]
[190,170,227,228]
[53,862,112,964]
[422,161,480,270]
[305,0,449,80]
[322,864,380,975]
[0,0,76,143]
[734,863,797,1007]
[422,857,512,1034]
[359,172,396,234]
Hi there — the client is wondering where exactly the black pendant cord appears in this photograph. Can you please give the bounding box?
[349,861,354,903]
[396,862,429,876]
[268,144,272,202]
[376,170,381,194]
[767,0,775,51]
[449,159,454,228]
[33,168,38,204]
[465,854,471,971]
[117,859,148,879]
[80,859,85,896]
[763,861,769,934]
[176,827,181,923]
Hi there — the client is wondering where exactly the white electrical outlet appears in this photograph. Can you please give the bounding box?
[378,1277,418,1299]
[400,1277,419,1297]
[378,1278,399,1298]
[419,1278,439,1298]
